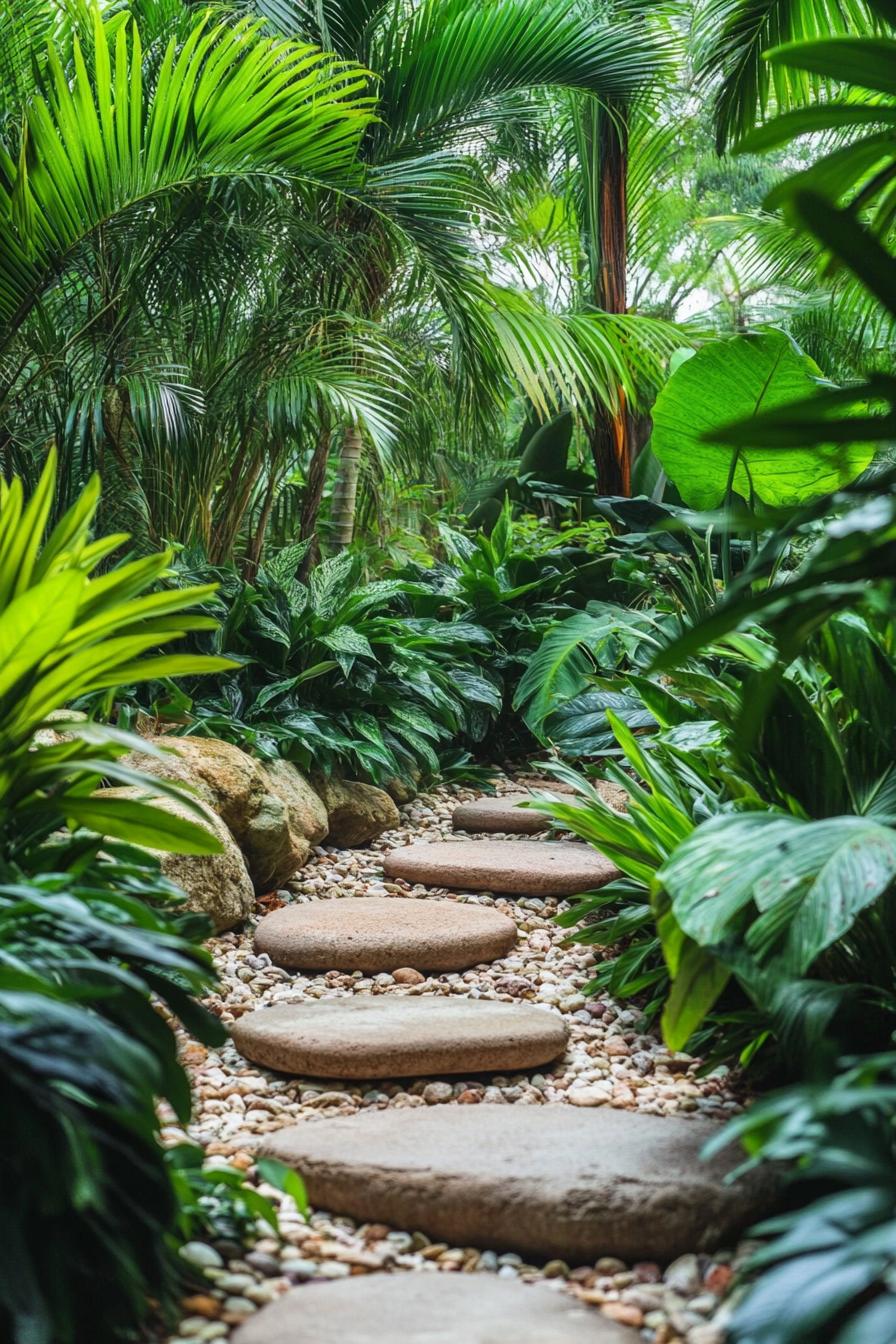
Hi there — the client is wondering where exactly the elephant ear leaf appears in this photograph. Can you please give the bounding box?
[650,330,873,510]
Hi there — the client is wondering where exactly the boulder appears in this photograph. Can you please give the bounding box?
[232,1274,630,1344]
[231,996,568,1078]
[100,787,253,931]
[122,736,326,889]
[254,897,518,972]
[314,776,400,847]
[263,758,329,849]
[32,708,89,747]
[261,1105,778,1263]
[382,774,419,805]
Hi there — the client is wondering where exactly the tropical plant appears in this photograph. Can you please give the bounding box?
[0,0,377,551]
[130,544,502,784]
[650,330,874,510]
[0,456,248,1344]
[221,0,684,544]
[708,1048,896,1344]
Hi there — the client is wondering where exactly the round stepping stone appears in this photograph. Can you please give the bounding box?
[254,897,517,972]
[453,783,627,835]
[260,1105,777,1263]
[232,1274,631,1344]
[383,839,618,895]
[453,795,550,834]
[231,997,567,1078]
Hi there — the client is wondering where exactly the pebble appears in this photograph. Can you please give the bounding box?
[179,1243,224,1271]
[162,776,749,1344]
[422,1081,454,1104]
[393,967,426,985]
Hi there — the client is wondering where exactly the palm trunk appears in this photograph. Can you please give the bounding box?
[330,422,363,550]
[299,417,332,579]
[244,460,279,580]
[587,98,632,498]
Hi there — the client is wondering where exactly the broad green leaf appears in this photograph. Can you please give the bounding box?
[661,938,730,1052]
[514,606,647,736]
[60,796,222,854]
[650,331,873,509]
[660,813,896,975]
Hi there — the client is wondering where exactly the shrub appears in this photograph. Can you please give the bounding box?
[0,455,243,1344]
[120,542,503,785]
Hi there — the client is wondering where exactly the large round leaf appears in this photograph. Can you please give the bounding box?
[650,331,873,509]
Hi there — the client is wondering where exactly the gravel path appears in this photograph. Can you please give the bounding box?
[161,778,749,1344]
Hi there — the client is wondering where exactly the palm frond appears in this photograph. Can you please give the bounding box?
[0,11,374,346]
[695,0,880,152]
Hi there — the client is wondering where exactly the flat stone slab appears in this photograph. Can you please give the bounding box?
[453,795,550,834]
[232,1274,630,1344]
[254,898,518,972]
[231,997,567,1079]
[382,839,619,895]
[261,1105,777,1263]
[453,783,627,835]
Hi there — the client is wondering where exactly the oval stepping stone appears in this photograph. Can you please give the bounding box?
[260,1105,777,1263]
[231,997,567,1079]
[453,795,550,834]
[232,1274,631,1344]
[383,839,618,895]
[254,897,517,972]
[453,782,627,835]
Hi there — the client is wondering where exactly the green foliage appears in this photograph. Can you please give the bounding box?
[709,1051,896,1344]
[464,409,597,530]
[155,545,502,784]
[514,605,661,754]
[650,330,874,509]
[0,451,232,865]
[0,8,374,346]
[0,461,243,1344]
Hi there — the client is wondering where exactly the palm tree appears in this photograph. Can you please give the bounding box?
[230,0,677,543]
[0,3,375,532]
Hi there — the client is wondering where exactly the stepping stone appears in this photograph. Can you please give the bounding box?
[453,795,550,834]
[231,1274,631,1344]
[254,897,517,972]
[260,1105,777,1263]
[453,782,627,835]
[231,997,567,1079]
[383,839,618,896]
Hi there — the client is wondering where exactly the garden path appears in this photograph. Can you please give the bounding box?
[164,777,754,1344]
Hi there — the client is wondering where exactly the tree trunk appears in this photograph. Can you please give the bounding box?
[244,461,278,581]
[587,99,632,498]
[330,422,363,550]
[299,417,332,579]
